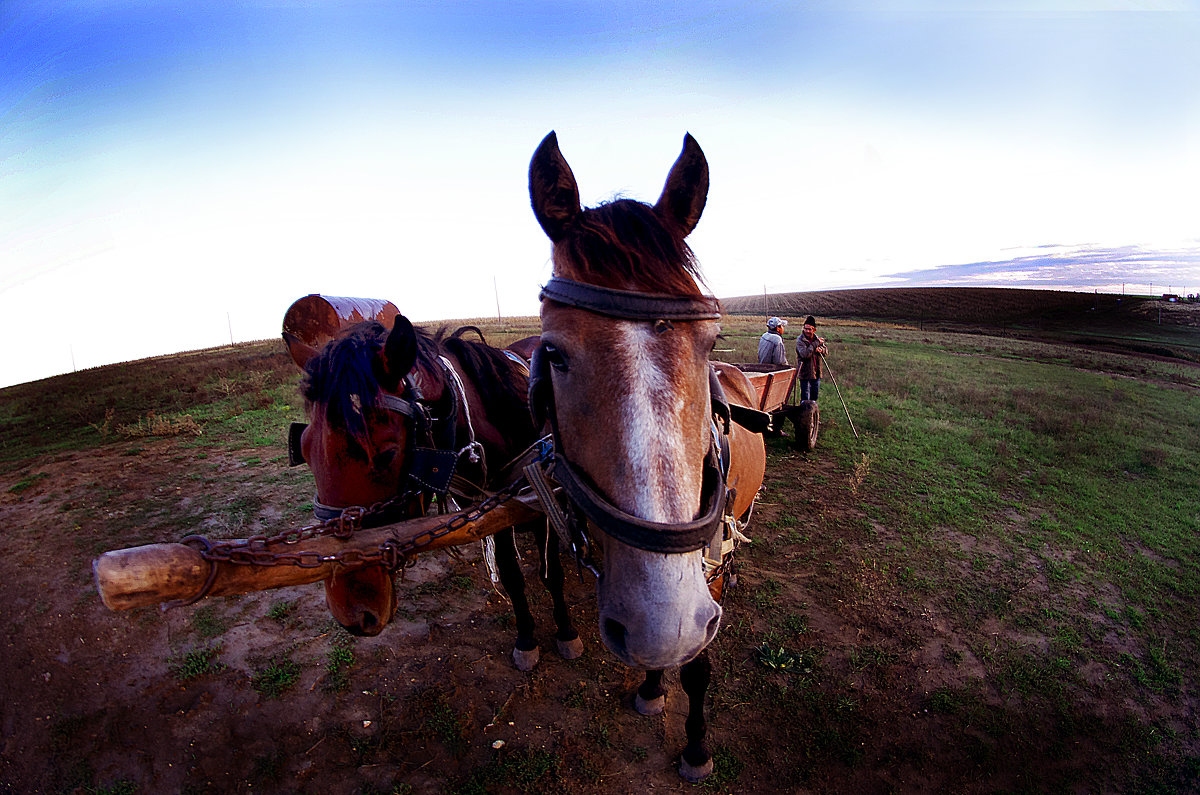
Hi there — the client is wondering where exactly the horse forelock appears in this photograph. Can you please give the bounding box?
[302,321,439,445]
[553,199,705,295]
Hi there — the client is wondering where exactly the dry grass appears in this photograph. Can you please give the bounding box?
[115,411,205,439]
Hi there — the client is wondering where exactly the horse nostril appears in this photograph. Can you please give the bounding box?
[343,611,380,638]
[706,611,721,637]
[602,617,628,655]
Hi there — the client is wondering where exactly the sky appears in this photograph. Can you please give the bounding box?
[2,0,1199,388]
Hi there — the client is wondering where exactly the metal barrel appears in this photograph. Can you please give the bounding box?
[282,294,400,349]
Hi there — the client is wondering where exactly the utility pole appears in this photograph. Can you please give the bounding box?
[494,277,502,326]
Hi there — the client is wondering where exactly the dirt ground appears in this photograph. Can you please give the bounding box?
[0,426,1185,794]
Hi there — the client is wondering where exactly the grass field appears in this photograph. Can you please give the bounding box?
[1,294,1198,793]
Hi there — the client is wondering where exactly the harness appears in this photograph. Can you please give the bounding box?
[292,356,485,527]
[527,276,737,567]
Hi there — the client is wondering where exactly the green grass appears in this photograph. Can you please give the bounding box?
[7,471,49,494]
[266,599,297,623]
[251,654,302,699]
[818,329,1193,728]
[169,646,225,681]
[715,314,1199,788]
[190,604,231,639]
[4,308,1197,791]
[0,340,305,471]
[452,748,562,795]
[324,633,356,693]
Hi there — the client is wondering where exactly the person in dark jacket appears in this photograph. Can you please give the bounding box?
[757,317,788,365]
[794,315,827,401]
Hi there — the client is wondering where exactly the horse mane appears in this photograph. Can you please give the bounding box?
[302,321,534,456]
[554,199,706,295]
[439,332,536,452]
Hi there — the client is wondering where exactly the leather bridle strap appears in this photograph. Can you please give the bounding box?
[539,277,721,321]
[547,443,726,554]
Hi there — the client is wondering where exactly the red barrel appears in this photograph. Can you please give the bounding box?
[282,294,400,349]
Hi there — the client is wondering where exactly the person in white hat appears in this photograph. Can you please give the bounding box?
[757,316,788,365]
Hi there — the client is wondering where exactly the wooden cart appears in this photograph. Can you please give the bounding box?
[736,363,820,451]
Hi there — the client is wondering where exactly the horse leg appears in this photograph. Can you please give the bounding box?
[678,651,714,782]
[531,520,582,659]
[635,669,667,715]
[492,528,540,671]
[323,564,395,637]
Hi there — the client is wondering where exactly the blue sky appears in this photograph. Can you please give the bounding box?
[2,1,1199,387]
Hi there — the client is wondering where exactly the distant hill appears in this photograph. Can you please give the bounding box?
[722,286,1200,363]
[722,287,1146,324]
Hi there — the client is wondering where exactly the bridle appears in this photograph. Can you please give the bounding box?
[291,355,485,528]
[529,276,733,558]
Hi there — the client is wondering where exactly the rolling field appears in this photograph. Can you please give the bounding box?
[725,286,1200,365]
[1,294,1198,793]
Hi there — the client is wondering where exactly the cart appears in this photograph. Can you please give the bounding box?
[736,363,820,451]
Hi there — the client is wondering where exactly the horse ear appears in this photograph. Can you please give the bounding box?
[377,315,418,392]
[282,331,320,370]
[654,133,709,237]
[529,131,581,243]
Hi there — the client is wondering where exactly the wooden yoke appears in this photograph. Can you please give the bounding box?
[94,494,543,611]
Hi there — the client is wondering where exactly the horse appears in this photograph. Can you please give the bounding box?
[527,131,766,781]
[283,317,582,669]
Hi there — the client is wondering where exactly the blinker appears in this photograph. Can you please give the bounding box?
[287,423,307,466]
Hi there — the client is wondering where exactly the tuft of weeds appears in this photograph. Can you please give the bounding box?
[848,452,872,494]
[452,748,561,795]
[251,654,301,699]
[116,411,204,438]
[750,577,783,610]
[421,699,468,757]
[266,599,297,624]
[7,471,49,494]
[324,634,356,693]
[757,642,799,671]
[169,646,225,681]
[702,745,746,791]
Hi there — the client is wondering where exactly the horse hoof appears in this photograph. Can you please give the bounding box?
[679,756,714,783]
[557,636,584,660]
[513,646,541,671]
[635,693,665,716]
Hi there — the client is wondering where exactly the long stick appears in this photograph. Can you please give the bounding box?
[820,353,858,439]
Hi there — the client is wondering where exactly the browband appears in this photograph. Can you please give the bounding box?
[540,277,721,321]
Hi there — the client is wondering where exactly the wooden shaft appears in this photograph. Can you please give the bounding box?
[94,495,544,611]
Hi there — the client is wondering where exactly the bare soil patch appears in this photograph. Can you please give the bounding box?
[0,430,1181,795]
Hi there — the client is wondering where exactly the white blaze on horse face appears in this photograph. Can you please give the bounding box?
[589,320,720,669]
[612,321,702,523]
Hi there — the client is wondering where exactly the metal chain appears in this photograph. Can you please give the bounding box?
[181,477,528,573]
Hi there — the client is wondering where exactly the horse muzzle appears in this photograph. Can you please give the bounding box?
[594,540,723,669]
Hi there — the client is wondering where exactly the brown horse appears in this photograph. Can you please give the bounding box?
[283,317,581,669]
[528,131,766,781]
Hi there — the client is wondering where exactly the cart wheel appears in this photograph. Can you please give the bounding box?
[791,401,820,451]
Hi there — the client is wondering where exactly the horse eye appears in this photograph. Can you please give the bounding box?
[542,343,568,372]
